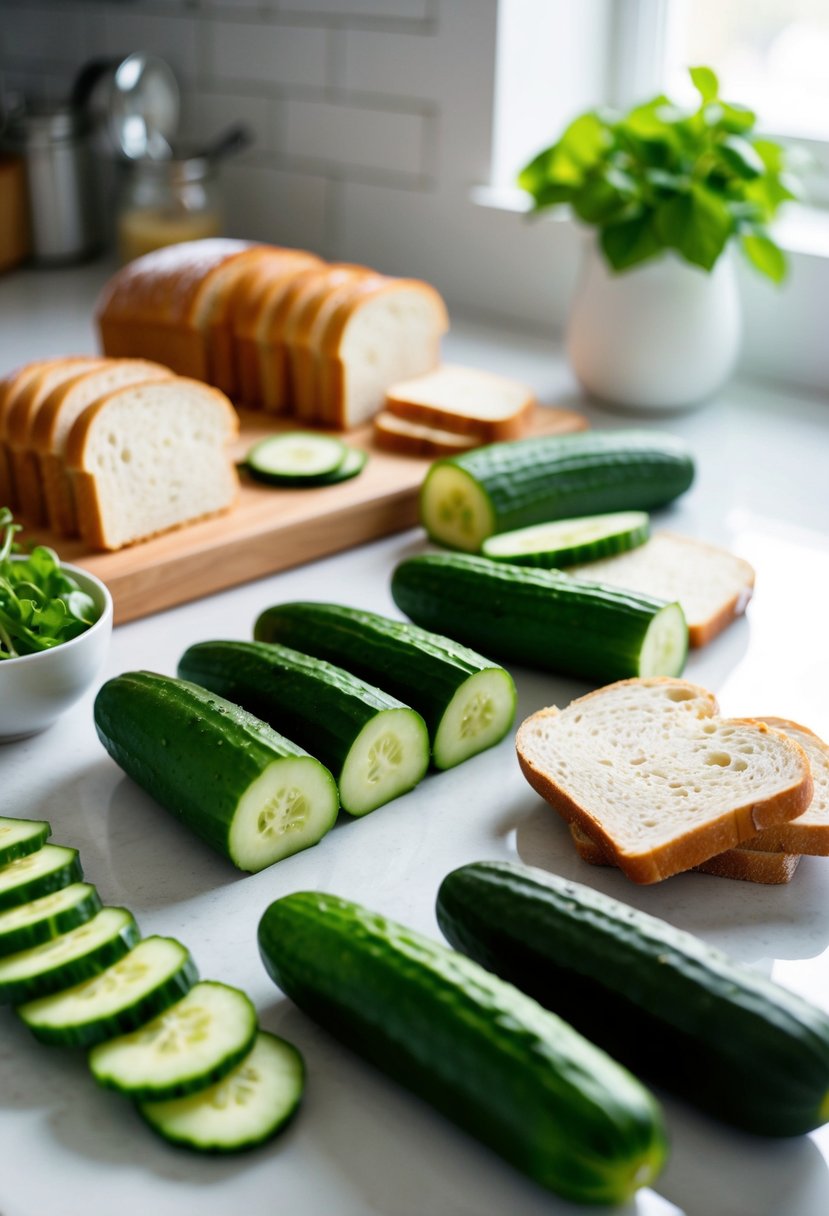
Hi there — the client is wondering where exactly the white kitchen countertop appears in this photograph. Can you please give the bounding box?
[1,261,828,1216]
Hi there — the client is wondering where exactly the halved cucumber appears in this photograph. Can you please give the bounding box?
[0,845,83,913]
[18,936,198,1048]
[88,981,258,1101]
[0,817,51,867]
[178,641,430,817]
[0,906,138,1004]
[0,882,101,958]
[139,1031,304,1153]
[246,432,347,486]
[95,673,340,873]
[481,511,650,567]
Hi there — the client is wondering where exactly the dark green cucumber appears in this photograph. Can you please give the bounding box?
[391,553,688,682]
[0,882,101,957]
[0,845,83,912]
[258,891,667,1206]
[420,429,695,551]
[437,862,829,1138]
[0,906,138,1004]
[18,936,198,1048]
[178,641,430,816]
[0,817,50,866]
[253,602,516,770]
[94,672,339,872]
[139,1031,304,1153]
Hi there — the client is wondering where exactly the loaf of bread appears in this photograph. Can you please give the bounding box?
[384,364,536,440]
[516,677,813,884]
[64,377,239,550]
[567,532,755,647]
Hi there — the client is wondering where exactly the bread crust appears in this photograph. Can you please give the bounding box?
[373,411,481,457]
[384,364,535,441]
[746,718,829,853]
[515,677,814,885]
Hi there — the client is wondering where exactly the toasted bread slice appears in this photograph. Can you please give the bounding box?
[567,532,755,648]
[515,677,813,885]
[373,411,482,457]
[384,364,535,441]
[568,821,801,885]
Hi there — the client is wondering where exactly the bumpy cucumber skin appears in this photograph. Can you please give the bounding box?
[437,862,829,1138]
[421,430,695,550]
[0,819,51,867]
[391,552,685,683]
[0,884,102,959]
[19,941,199,1048]
[178,640,427,789]
[0,848,84,913]
[258,891,667,1206]
[94,672,320,869]
[0,909,139,1005]
[253,602,515,761]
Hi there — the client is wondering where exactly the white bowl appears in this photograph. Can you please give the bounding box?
[0,561,113,742]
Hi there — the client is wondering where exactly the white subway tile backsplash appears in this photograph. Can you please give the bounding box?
[178,89,275,159]
[222,161,329,251]
[279,0,432,22]
[283,98,426,177]
[101,10,199,82]
[2,5,87,66]
[207,19,327,90]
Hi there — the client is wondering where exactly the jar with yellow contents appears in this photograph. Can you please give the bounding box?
[116,154,223,263]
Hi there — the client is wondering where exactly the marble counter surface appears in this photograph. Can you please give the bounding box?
[1,262,828,1216]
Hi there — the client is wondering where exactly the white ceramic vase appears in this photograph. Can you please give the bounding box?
[566,240,742,412]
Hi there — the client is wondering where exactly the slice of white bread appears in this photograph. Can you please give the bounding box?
[747,719,829,853]
[32,359,173,536]
[6,357,106,523]
[384,364,535,441]
[64,378,239,551]
[318,279,450,429]
[373,410,482,457]
[567,532,755,648]
[1,361,56,508]
[568,821,801,885]
[97,238,257,380]
[515,677,813,885]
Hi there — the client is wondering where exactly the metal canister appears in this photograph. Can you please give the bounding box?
[7,104,100,264]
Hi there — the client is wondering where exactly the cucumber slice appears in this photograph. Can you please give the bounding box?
[139,1031,304,1153]
[0,906,138,1004]
[0,845,83,912]
[18,936,198,1048]
[246,432,347,486]
[481,511,650,567]
[0,817,51,867]
[314,447,367,486]
[0,882,101,958]
[178,641,430,818]
[89,981,258,1101]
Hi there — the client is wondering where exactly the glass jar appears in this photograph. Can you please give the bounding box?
[116,155,223,263]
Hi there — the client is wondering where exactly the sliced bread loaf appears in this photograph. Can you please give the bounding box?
[64,378,239,551]
[568,821,801,884]
[0,361,56,508]
[567,532,755,647]
[515,677,813,885]
[384,364,535,440]
[373,410,482,457]
[32,359,173,536]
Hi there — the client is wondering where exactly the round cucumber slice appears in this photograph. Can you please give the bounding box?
[0,818,50,867]
[139,1031,304,1153]
[89,980,258,1101]
[433,668,517,770]
[18,936,198,1048]
[314,447,367,486]
[638,602,688,678]
[0,845,82,912]
[338,707,430,817]
[246,432,347,486]
[0,882,101,958]
[420,463,495,552]
[0,906,138,1004]
[482,511,650,567]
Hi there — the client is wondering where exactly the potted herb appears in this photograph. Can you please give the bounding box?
[519,67,798,411]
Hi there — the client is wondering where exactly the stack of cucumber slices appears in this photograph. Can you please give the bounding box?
[0,815,304,1153]
[245,431,367,488]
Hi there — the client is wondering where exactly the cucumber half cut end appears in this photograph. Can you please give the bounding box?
[229,757,339,873]
[481,511,650,567]
[638,602,688,678]
[139,1031,304,1154]
[338,708,430,817]
[433,668,517,770]
[421,464,495,553]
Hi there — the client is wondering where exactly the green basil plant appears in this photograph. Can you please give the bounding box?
[518,66,798,282]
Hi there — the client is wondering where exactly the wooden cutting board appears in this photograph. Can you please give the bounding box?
[49,406,587,624]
